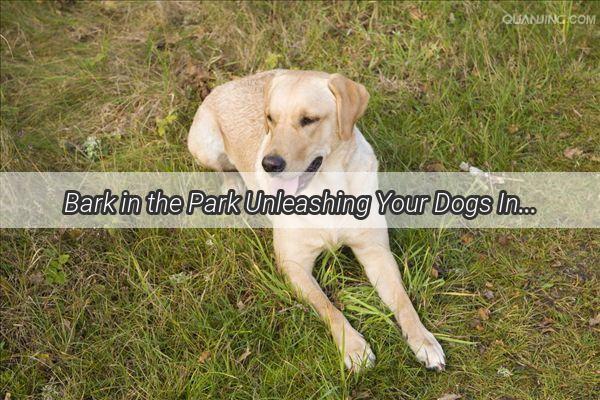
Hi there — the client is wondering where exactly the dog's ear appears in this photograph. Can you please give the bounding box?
[327,73,369,140]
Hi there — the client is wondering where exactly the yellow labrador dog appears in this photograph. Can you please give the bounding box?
[187,70,445,372]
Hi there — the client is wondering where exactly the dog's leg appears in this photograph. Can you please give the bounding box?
[188,106,229,171]
[187,106,245,193]
[349,231,445,371]
[274,230,375,371]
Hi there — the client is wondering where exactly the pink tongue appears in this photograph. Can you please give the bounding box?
[271,176,300,195]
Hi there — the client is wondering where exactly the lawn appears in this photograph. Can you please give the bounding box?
[1,1,599,399]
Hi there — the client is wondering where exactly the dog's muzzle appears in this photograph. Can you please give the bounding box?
[305,156,323,173]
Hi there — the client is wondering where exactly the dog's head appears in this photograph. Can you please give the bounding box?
[261,71,369,178]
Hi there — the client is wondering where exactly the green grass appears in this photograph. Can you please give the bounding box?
[1,1,599,399]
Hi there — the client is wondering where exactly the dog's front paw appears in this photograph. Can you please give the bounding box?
[343,334,376,372]
[409,329,445,371]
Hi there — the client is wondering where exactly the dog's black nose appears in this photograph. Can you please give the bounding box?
[262,154,286,173]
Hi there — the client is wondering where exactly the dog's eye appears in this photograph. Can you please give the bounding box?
[266,114,273,123]
[300,116,319,127]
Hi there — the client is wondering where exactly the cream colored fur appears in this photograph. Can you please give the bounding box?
[188,70,445,372]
